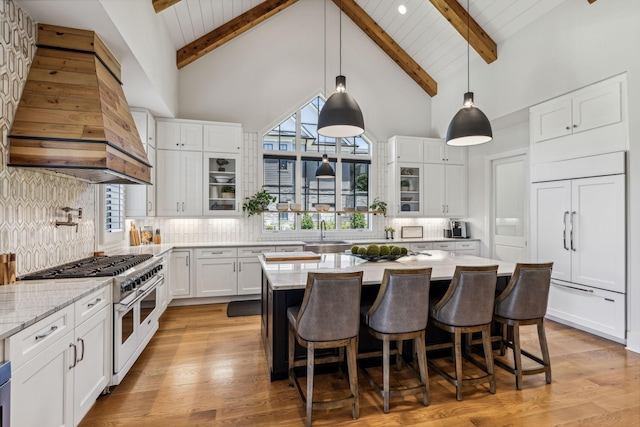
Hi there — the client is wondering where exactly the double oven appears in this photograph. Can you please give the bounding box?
[20,253,165,386]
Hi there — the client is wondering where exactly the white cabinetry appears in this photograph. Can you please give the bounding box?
[156,120,203,151]
[238,246,278,295]
[156,150,202,216]
[158,252,169,314]
[170,250,193,298]
[204,153,241,215]
[388,136,467,218]
[195,247,239,297]
[8,286,111,427]
[203,123,242,153]
[126,109,156,217]
[411,241,479,256]
[530,75,626,165]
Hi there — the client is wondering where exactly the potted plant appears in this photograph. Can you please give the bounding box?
[221,185,235,198]
[369,197,387,216]
[242,187,276,216]
[401,180,410,191]
[384,226,395,239]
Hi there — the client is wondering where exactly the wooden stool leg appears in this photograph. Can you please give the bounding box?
[395,340,403,370]
[306,344,315,427]
[482,326,496,394]
[346,337,359,420]
[288,323,295,387]
[537,320,552,384]
[500,322,507,356]
[414,333,430,406]
[454,329,463,401]
[512,321,523,390]
[383,335,391,413]
[338,347,345,379]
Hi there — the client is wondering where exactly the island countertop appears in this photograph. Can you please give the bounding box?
[260,250,516,290]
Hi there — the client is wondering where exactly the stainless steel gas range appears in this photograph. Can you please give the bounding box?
[20,254,165,385]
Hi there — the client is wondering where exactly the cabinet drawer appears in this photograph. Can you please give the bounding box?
[275,245,304,253]
[546,281,625,341]
[410,242,433,251]
[196,247,237,258]
[455,241,478,251]
[8,304,75,370]
[75,286,111,325]
[433,242,455,250]
[238,246,275,257]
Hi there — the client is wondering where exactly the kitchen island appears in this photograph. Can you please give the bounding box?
[260,250,516,380]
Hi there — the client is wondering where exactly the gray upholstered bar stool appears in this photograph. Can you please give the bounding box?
[360,268,432,413]
[287,271,363,427]
[494,262,553,390]
[427,265,498,401]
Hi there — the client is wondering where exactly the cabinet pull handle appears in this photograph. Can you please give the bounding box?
[36,325,58,341]
[148,201,152,212]
[570,211,576,251]
[554,282,593,294]
[69,343,78,369]
[186,255,189,267]
[563,211,569,250]
[208,251,223,255]
[182,202,185,212]
[239,262,242,272]
[87,297,102,308]
[233,262,236,273]
[176,202,179,212]
[77,337,85,362]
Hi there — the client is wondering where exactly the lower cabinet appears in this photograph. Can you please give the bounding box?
[413,241,479,256]
[169,249,192,298]
[8,286,111,427]
[196,247,239,297]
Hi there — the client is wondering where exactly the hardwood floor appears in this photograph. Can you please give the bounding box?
[80,304,640,426]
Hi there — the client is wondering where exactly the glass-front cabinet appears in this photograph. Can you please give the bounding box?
[204,153,241,215]
[388,162,423,216]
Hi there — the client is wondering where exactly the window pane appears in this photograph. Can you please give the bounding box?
[301,97,336,154]
[341,161,369,229]
[263,157,296,231]
[339,136,371,155]
[263,113,296,151]
[105,184,124,233]
[302,159,336,228]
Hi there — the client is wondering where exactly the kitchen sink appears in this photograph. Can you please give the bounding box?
[303,240,353,254]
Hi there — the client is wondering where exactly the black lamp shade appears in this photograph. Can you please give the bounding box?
[318,76,364,138]
[315,154,335,178]
[446,93,492,146]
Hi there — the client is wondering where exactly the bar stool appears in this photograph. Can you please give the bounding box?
[427,265,498,401]
[494,262,553,390]
[360,268,432,413]
[287,271,363,427]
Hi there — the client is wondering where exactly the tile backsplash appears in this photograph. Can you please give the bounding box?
[0,0,95,275]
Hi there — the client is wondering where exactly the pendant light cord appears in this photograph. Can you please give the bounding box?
[339,0,342,75]
[467,0,470,93]
[324,0,326,97]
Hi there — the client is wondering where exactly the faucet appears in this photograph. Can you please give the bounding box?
[319,220,327,242]
[55,207,83,232]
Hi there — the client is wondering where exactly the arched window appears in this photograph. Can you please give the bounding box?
[262,96,372,232]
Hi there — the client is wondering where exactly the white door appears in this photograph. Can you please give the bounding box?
[238,257,263,295]
[444,163,467,217]
[181,151,203,216]
[196,258,237,297]
[170,250,192,298]
[571,175,625,292]
[156,150,181,216]
[491,154,528,262]
[531,180,572,281]
[423,163,445,216]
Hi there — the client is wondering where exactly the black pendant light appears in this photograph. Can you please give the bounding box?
[317,0,364,138]
[446,0,492,146]
[315,154,335,178]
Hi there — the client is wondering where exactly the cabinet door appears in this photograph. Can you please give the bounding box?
[444,164,467,217]
[147,145,156,216]
[180,123,203,151]
[204,153,240,215]
[181,151,203,216]
[531,180,572,282]
[444,145,467,165]
[156,120,181,150]
[423,163,445,216]
[571,79,621,134]
[392,137,424,162]
[203,124,241,153]
[170,250,192,298]
[238,257,263,295]
[156,150,182,216]
[423,138,444,163]
[74,307,110,426]
[196,258,237,297]
[530,96,572,143]
[12,331,74,427]
[396,163,422,216]
[571,175,625,292]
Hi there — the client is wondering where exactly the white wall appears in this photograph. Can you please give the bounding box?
[431,0,640,352]
[177,0,432,140]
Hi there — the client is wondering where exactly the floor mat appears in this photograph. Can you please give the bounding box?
[226,300,261,317]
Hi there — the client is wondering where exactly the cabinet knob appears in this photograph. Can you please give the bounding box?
[565,126,570,130]
[573,124,578,128]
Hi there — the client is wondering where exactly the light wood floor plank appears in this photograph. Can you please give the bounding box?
[79,304,640,426]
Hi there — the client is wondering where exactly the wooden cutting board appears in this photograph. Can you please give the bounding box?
[263,252,321,262]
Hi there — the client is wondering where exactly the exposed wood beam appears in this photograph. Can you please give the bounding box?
[588,0,597,3]
[332,0,437,97]
[177,0,299,69]
[429,0,497,64]
[152,0,182,14]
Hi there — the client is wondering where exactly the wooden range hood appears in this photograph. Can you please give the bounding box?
[8,24,151,185]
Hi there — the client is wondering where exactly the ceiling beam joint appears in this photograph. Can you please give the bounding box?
[152,0,182,14]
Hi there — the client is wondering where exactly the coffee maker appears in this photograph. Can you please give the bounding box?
[449,220,468,238]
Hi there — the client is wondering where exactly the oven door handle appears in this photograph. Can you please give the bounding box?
[116,275,163,312]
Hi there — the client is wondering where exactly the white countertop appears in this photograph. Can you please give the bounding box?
[260,250,515,290]
[0,278,112,340]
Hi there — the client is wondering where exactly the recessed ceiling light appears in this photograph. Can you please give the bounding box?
[398,4,407,15]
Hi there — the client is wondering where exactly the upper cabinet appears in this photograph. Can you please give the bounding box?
[126,109,156,218]
[203,123,242,153]
[530,74,627,166]
[156,120,203,151]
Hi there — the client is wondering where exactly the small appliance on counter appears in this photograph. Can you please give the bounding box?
[449,220,469,238]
